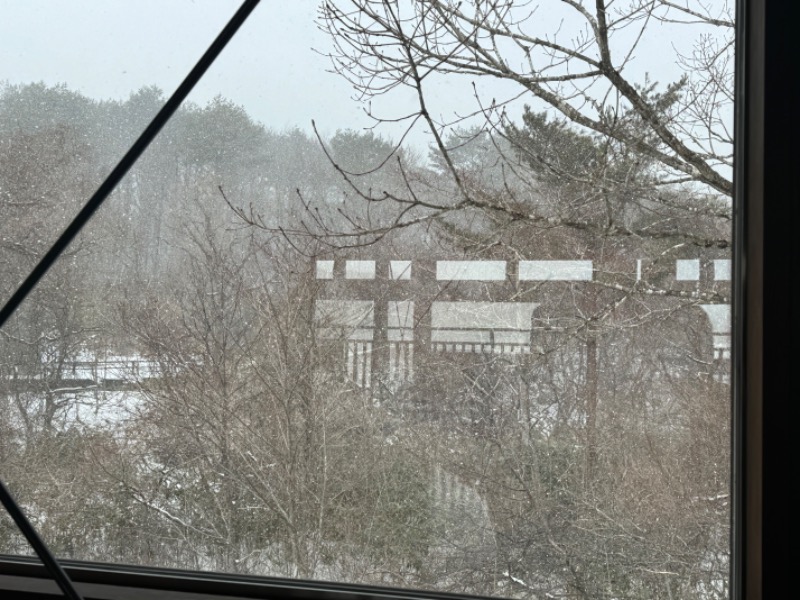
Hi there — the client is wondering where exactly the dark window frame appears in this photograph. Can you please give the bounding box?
[1,0,794,597]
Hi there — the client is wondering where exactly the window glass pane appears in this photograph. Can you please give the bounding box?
[1,1,733,598]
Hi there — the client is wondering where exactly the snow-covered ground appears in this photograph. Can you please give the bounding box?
[57,389,145,430]
[59,350,161,382]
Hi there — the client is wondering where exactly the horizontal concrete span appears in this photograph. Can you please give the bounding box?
[388,300,415,343]
[316,258,729,282]
[676,259,700,280]
[714,259,731,280]
[700,304,731,334]
[431,301,537,354]
[316,327,372,341]
[316,260,334,279]
[518,260,593,281]
[431,330,491,344]
[387,301,414,328]
[430,330,531,345]
[701,303,731,359]
[345,260,376,279]
[388,329,413,341]
[436,261,506,281]
[431,302,539,330]
[315,300,374,329]
[390,260,412,280]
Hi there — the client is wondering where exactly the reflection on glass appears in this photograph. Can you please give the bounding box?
[1,1,733,599]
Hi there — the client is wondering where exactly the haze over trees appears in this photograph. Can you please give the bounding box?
[1,2,732,599]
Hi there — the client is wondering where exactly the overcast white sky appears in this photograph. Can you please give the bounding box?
[0,1,502,148]
[0,1,727,151]
[0,3,358,125]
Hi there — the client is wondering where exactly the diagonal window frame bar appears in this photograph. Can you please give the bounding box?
[1,0,795,598]
[0,2,261,598]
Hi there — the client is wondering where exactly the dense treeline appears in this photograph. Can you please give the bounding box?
[0,82,729,599]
